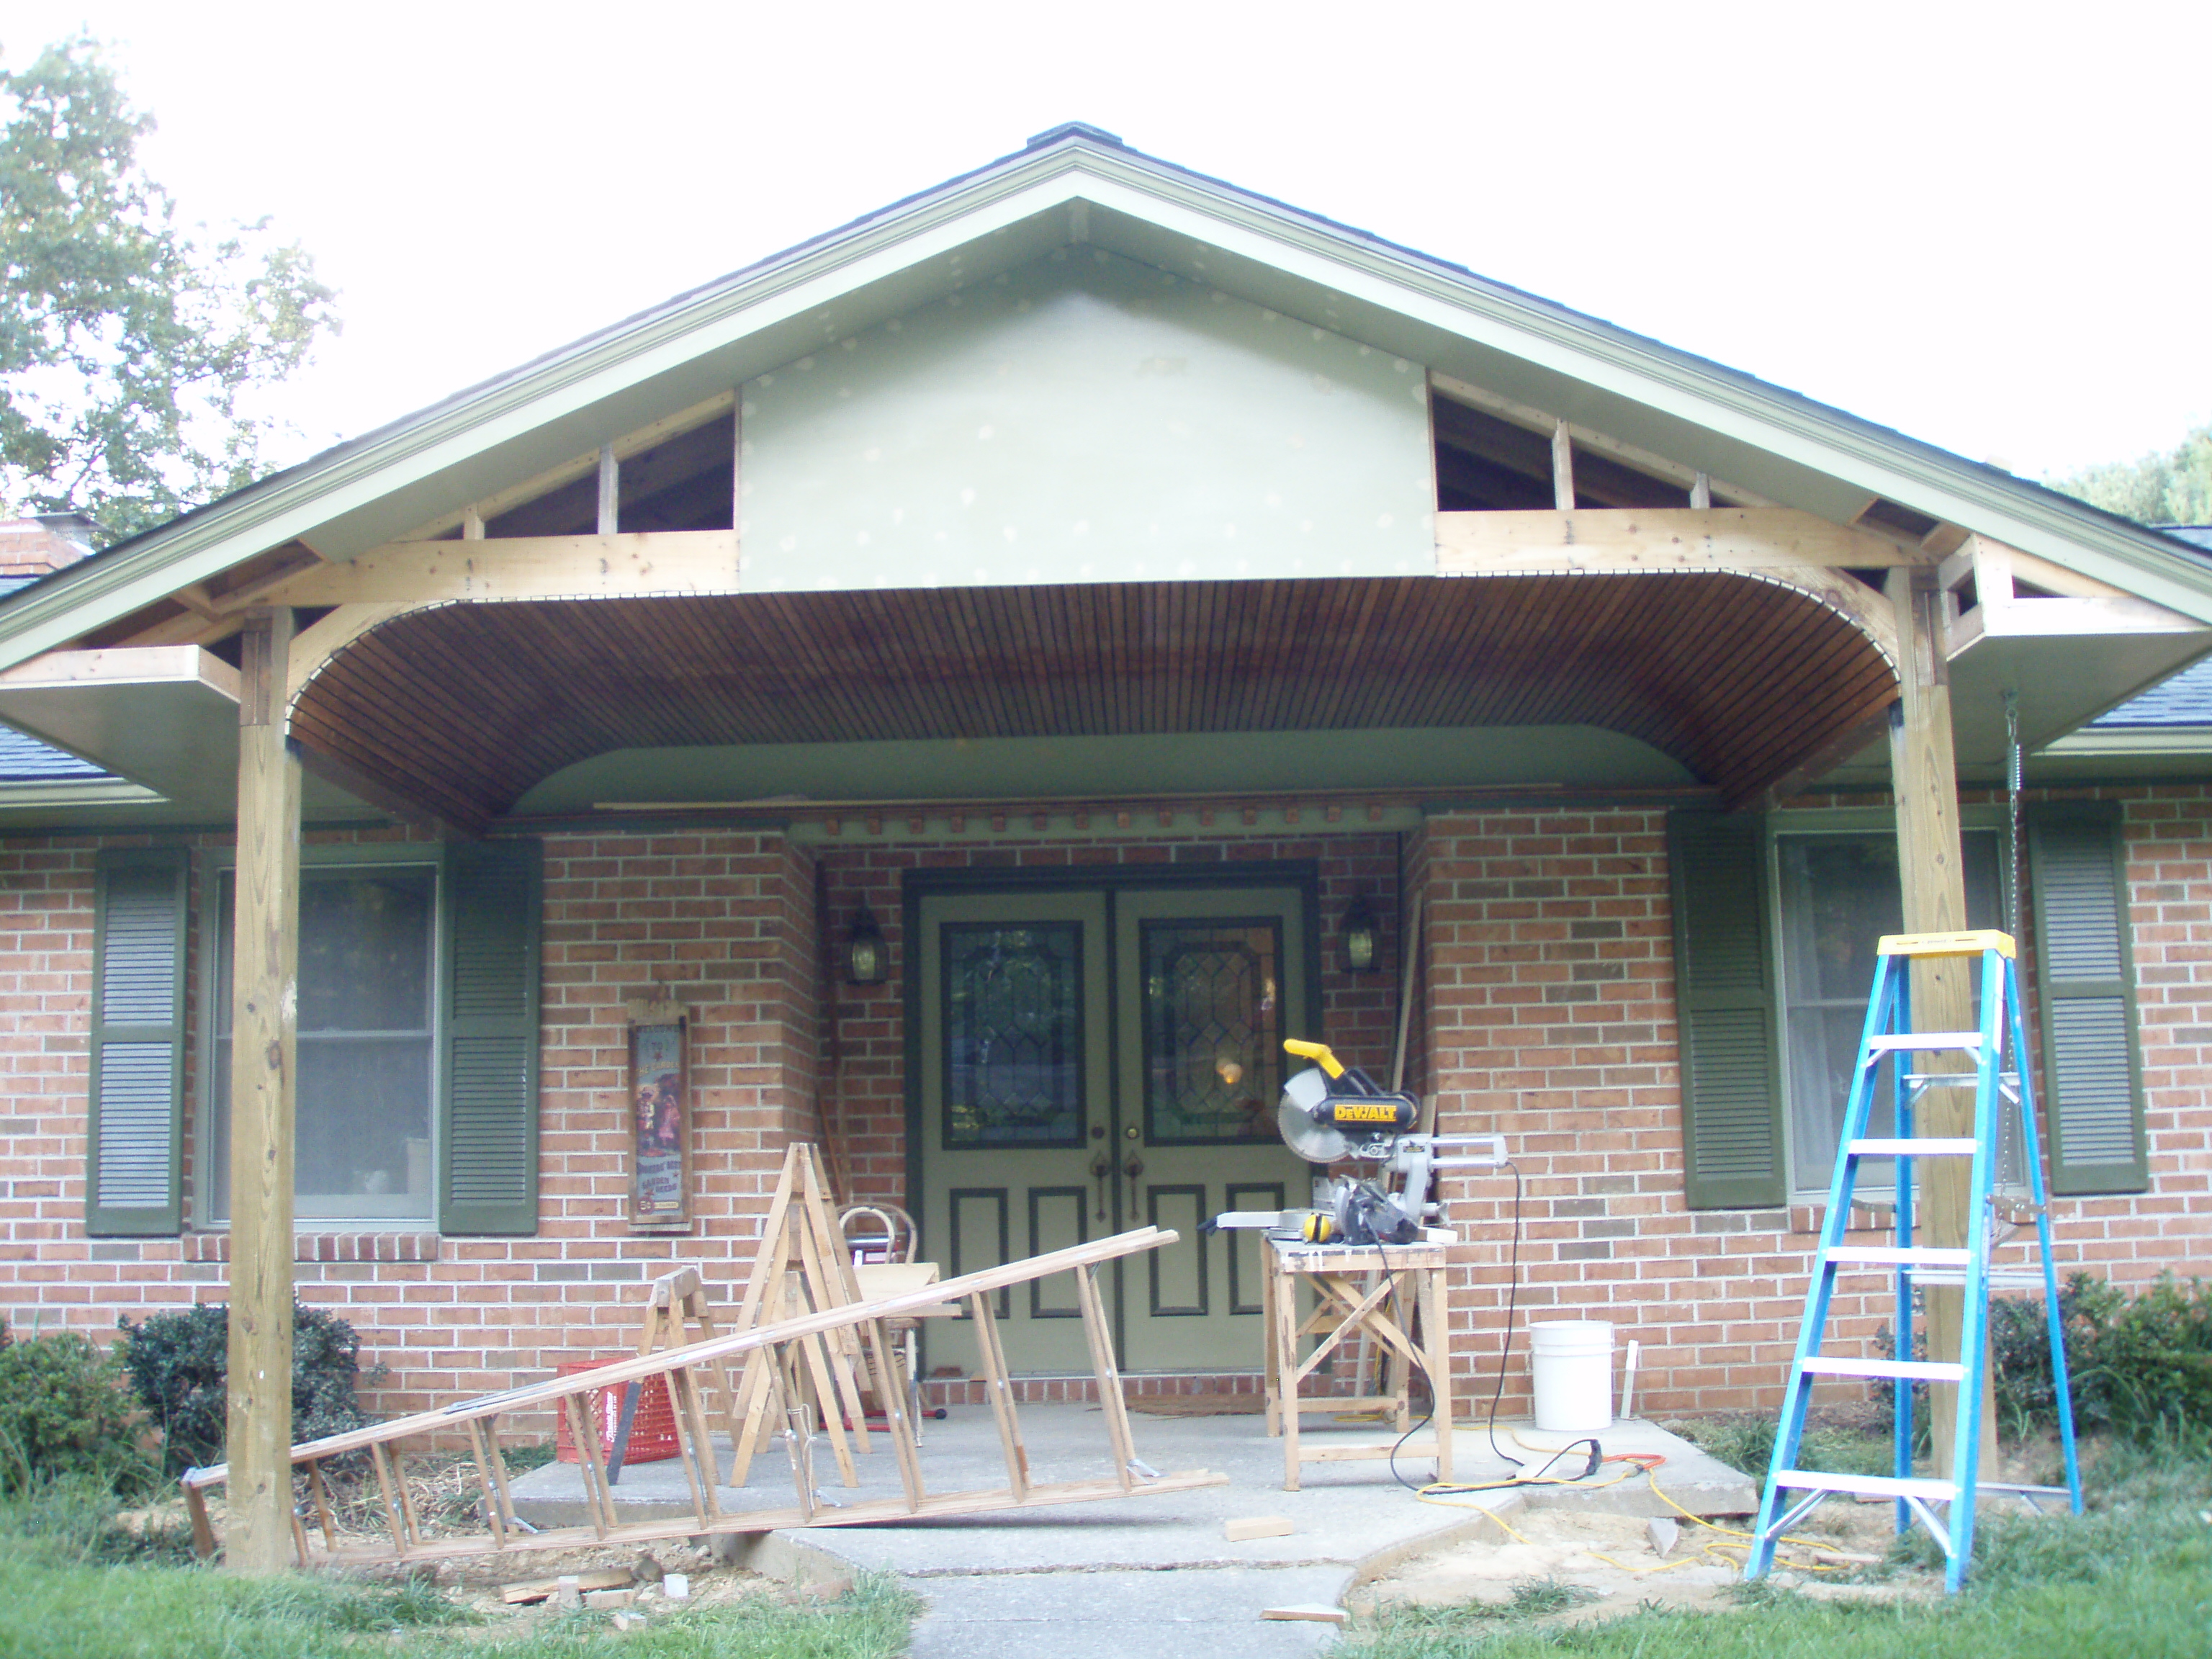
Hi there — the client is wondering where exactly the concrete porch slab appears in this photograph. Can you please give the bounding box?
[508,1408,1755,1655]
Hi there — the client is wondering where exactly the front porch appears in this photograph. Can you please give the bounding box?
[503,1401,1759,1655]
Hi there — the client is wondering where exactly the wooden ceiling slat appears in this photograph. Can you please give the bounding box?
[292,575,1896,822]
[1691,593,1881,773]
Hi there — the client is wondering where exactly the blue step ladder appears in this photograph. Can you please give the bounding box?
[1745,930,2082,1594]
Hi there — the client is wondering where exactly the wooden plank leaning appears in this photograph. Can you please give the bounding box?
[179,1218,1219,1566]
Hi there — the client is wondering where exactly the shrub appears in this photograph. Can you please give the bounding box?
[116,1301,383,1474]
[2076,1273,2212,1444]
[1984,1272,2212,1446]
[0,1331,153,1496]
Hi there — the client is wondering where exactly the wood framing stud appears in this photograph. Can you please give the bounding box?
[597,445,620,536]
[1551,421,1575,511]
[398,392,738,542]
[1429,371,1773,506]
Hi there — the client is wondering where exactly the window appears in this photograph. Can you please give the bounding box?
[1670,806,2144,1209]
[1773,831,2000,1194]
[84,840,542,1238]
[209,865,438,1220]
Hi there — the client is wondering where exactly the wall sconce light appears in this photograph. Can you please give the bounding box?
[1341,895,1380,974]
[847,907,886,985]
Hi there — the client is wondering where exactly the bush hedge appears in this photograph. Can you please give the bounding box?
[0,1327,153,1496]
[116,1302,382,1474]
[1994,1271,2212,1445]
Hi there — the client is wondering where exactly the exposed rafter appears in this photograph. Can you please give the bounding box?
[1430,371,1773,508]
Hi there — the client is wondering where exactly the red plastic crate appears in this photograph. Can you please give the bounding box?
[551,1359,681,1465]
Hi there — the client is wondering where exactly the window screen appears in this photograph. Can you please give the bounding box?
[1775,832,2001,1193]
[211,866,437,1220]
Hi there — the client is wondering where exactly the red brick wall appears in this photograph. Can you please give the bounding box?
[1421,791,2212,1419]
[1,794,2204,1430]
[0,827,823,1430]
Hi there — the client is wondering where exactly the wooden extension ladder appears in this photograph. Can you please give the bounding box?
[1745,930,2083,1595]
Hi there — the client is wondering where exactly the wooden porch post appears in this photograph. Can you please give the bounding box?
[1884,569,2000,1473]
[224,606,301,1574]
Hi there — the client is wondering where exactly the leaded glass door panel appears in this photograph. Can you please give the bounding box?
[1112,886,1309,1372]
[917,891,1110,1375]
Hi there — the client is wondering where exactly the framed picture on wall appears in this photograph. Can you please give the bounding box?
[626,999,690,1231]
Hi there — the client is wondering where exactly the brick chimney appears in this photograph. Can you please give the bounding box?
[0,515,99,579]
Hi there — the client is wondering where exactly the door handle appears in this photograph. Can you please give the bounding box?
[1089,1152,1111,1221]
[1123,1152,1145,1180]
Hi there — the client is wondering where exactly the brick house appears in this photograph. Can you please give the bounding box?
[0,126,2206,1438]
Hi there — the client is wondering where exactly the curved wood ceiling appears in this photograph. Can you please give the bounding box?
[289,575,1897,830]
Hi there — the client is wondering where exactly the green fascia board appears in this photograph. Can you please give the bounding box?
[4,132,2209,672]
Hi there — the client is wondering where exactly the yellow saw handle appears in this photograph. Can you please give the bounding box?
[1283,1039,1344,1078]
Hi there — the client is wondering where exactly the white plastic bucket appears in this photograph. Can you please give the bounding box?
[1529,1319,1615,1433]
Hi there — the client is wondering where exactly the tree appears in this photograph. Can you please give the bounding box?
[2049,422,2212,527]
[0,37,338,544]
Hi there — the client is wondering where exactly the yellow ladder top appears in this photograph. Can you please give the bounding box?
[1876,930,2015,960]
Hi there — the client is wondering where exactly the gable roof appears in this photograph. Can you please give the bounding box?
[2,124,2209,671]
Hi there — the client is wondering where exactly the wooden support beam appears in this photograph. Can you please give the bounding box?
[1884,567,2000,1478]
[731,392,744,535]
[224,606,302,1575]
[462,507,486,541]
[1550,421,1575,511]
[286,603,417,706]
[1435,508,1917,574]
[1919,521,1971,559]
[258,529,742,607]
[1690,471,1711,511]
[597,445,619,536]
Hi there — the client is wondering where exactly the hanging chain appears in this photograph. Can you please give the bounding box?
[2005,690,2024,945]
[1998,688,2026,1202]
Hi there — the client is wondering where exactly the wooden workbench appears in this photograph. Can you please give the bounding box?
[1261,1233,1452,1492]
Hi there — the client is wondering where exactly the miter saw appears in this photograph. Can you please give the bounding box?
[1202,1039,1506,1246]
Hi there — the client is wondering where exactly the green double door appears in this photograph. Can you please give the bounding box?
[916,881,1313,1375]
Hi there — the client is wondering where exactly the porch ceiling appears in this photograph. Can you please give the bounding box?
[289,573,1897,830]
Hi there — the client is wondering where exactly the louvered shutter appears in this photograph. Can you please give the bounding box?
[2027,801,2147,1195]
[87,848,189,1235]
[439,841,542,1234]
[1669,811,1786,1208]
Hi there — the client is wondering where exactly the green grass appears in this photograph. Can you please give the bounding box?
[1664,1415,1893,1482]
[0,1479,918,1659]
[1334,1444,2212,1659]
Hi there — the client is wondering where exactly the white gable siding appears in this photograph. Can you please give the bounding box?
[737,248,1436,591]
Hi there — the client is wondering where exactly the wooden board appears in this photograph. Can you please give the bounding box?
[179,1151,1211,1572]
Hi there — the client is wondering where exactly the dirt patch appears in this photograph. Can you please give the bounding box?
[1125,1393,1265,1417]
[1352,1498,1935,1624]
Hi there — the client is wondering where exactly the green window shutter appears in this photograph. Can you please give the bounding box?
[87,848,189,1236]
[439,841,543,1235]
[1669,811,1785,1208]
[2027,801,2148,1195]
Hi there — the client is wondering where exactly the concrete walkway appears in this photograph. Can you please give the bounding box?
[509,1407,1756,1655]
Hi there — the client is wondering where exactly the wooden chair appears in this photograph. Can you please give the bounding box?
[837,1202,946,1435]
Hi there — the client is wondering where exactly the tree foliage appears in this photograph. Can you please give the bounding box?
[0,37,338,543]
[2050,422,2212,527]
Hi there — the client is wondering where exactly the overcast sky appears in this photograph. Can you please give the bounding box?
[8,1,2206,484]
